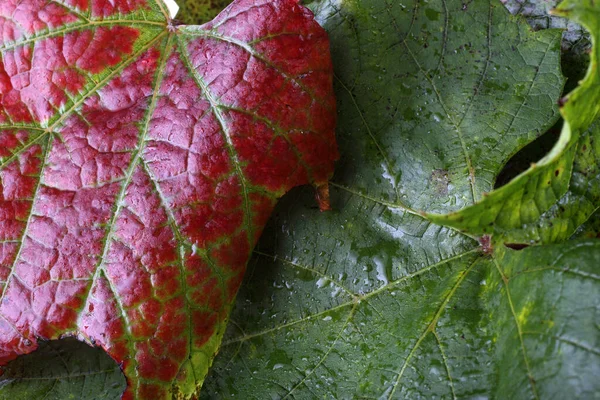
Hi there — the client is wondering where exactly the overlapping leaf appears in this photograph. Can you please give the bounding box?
[436,0,600,242]
[0,0,337,398]
[0,338,126,399]
[201,0,600,397]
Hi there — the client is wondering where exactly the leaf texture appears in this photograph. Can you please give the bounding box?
[435,0,600,241]
[0,338,126,400]
[201,0,600,398]
[0,0,337,398]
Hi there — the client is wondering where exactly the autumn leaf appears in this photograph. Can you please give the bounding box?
[0,0,337,398]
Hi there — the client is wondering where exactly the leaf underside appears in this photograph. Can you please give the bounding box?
[0,0,337,398]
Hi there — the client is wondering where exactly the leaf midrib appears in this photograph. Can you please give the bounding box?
[222,247,481,346]
[0,20,167,53]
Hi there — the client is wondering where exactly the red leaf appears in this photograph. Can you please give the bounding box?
[0,0,338,398]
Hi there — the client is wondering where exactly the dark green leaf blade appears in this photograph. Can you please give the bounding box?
[202,186,600,398]
[201,0,600,398]
[0,339,126,400]
[309,0,563,216]
[202,187,484,398]
[488,242,600,399]
[434,0,600,242]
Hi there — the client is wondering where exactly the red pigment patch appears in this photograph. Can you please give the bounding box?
[0,1,338,398]
[92,0,149,18]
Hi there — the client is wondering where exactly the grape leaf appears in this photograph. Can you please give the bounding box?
[0,338,126,400]
[0,0,337,398]
[202,0,600,397]
[435,0,600,241]
[503,0,590,52]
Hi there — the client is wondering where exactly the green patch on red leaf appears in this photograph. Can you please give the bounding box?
[0,0,337,398]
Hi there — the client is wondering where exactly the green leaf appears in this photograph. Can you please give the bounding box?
[200,0,600,397]
[202,186,600,397]
[0,338,126,400]
[486,242,600,399]
[309,0,563,216]
[434,0,600,242]
[430,0,600,239]
[496,116,600,244]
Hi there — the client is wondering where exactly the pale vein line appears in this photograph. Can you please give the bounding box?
[6,368,121,381]
[72,32,168,292]
[49,0,90,23]
[0,132,49,171]
[502,35,555,143]
[75,34,170,394]
[46,32,166,133]
[433,330,457,400]
[387,258,478,399]
[282,304,357,399]
[0,125,45,131]
[218,104,315,186]
[331,182,420,216]
[0,134,51,304]
[0,20,166,52]
[254,250,356,297]
[140,159,228,384]
[176,36,254,243]
[511,266,600,281]
[154,0,170,20]
[455,2,492,130]
[383,0,481,204]
[179,30,330,108]
[493,258,539,400]
[222,301,354,346]
[521,332,600,356]
[1,31,167,175]
[402,40,477,204]
[330,182,478,240]
[435,0,450,74]
[222,249,480,345]
[334,74,400,202]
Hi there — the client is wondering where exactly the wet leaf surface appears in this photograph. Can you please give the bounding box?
[0,338,126,400]
[3,0,600,399]
[200,0,600,398]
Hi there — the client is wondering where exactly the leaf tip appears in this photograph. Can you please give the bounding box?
[558,96,569,108]
[315,183,332,212]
